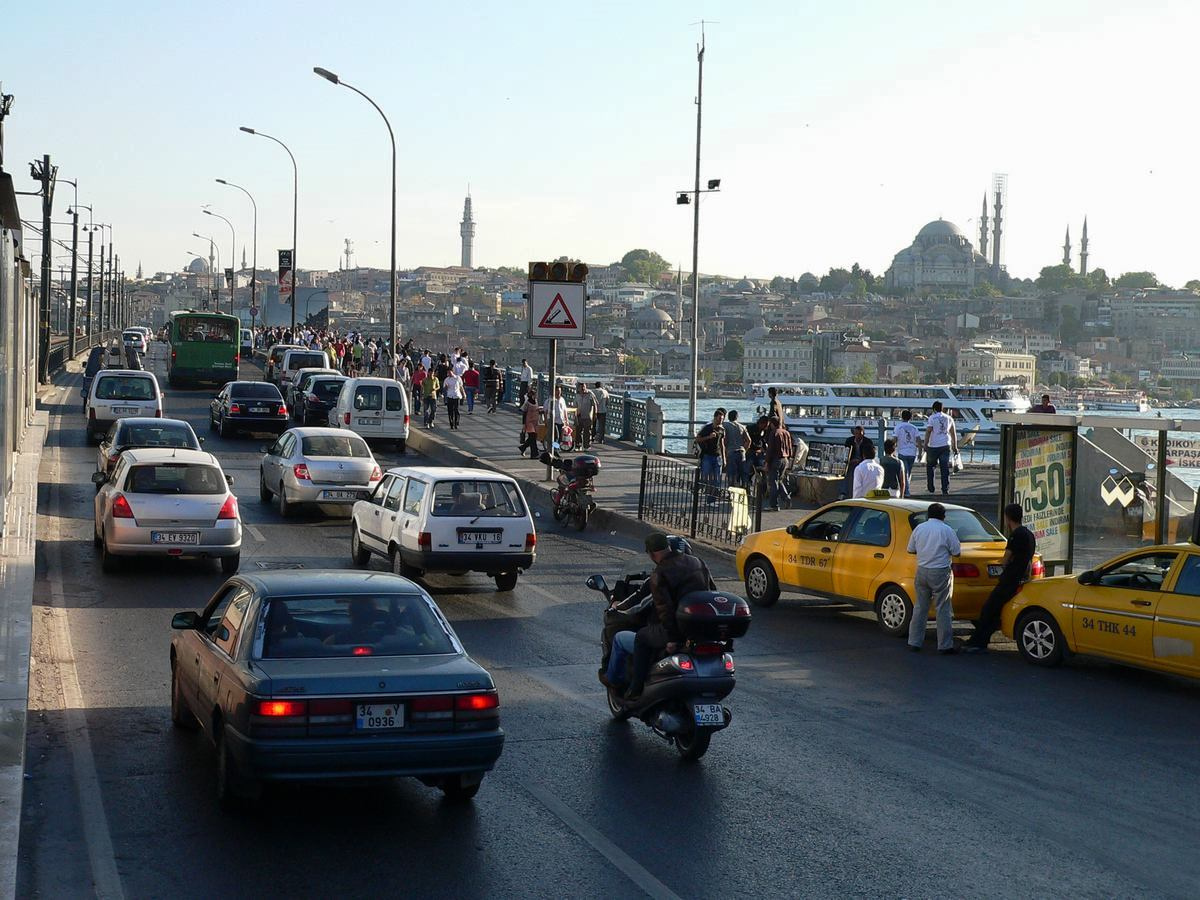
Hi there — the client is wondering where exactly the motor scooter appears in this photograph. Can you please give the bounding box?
[541,451,599,531]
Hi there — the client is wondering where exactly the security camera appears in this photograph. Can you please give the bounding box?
[677,193,691,205]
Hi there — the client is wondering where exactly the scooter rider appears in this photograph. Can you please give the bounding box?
[625,532,715,701]
[601,535,694,676]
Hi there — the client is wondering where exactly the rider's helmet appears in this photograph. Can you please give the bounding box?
[667,535,693,556]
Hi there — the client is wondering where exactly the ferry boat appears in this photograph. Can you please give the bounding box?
[1048,389,1151,413]
[750,382,1030,447]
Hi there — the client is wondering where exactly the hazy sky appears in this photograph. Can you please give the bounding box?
[4,0,1197,285]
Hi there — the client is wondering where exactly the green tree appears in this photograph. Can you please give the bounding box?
[620,249,671,285]
[849,276,868,299]
[819,268,852,293]
[623,354,650,376]
[1086,267,1110,290]
[1179,387,1195,403]
[721,338,744,360]
[1114,271,1160,289]
[852,362,876,383]
[797,272,820,292]
[1036,264,1084,295]
[1059,306,1083,345]
[971,281,1001,298]
[1186,279,1200,293]
[825,365,847,383]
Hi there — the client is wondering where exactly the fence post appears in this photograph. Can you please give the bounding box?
[637,454,648,520]
[622,394,631,441]
[753,478,762,533]
[689,464,702,539]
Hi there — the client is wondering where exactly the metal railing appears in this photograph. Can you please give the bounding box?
[637,455,761,549]
[48,330,121,375]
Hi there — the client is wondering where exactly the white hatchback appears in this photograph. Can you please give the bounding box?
[330,377,411,451]
[86,370,164,443]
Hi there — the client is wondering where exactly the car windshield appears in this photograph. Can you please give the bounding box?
[311,379,345,400]
[430,480,525,517]
[287,353,326,371]
[231,383,281,399]
[259,594,456,658]
[95,376,155,401]
[125,463,225,494]
[116,424,196,449]
[908,508,1004,542]
[301,435,371,458]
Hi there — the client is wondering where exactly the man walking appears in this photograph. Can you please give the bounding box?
[421,368,441,428]
[544,384,568,450]
[851,445,885,498]
[765,416,794,511]
[965,504,1035,653]
[484,360,502,413]
[463,361,479,414]
[924,401,958,496]
[519,358,533,405]
[593,381,609,444]
[767,386,785,426]
[695,408,727,499]
[893,409,921,497]
[880,438,907,498]
[841,425,875,499]
[906,502,961,653]
[575,382,596,451]
[443,366,464,430]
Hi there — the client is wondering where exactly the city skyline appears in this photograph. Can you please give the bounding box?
[4,0,1199,285]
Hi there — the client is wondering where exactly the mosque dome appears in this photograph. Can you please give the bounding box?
[917,219,963,240]
[186,257,210,274]
[632,306,674,324]
[733,278,758,291]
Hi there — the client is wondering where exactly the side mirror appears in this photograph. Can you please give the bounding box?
[786,524,802,538]
[225,475,235,487]
[197,437,205,445]
[91,471,107,485]
[171,611,199,630]
[1078,570,1097,585]
[260,445,271,454]
[586,574,609,594]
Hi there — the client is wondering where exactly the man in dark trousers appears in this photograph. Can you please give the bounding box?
[965,503,1036,653]
[841,425,875,499]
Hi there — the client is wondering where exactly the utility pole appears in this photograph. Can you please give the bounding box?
[85,224,94,343]
[107,240,113,331]
[33,154,56,383]
[96,230,105,336]
[68,205,79,357]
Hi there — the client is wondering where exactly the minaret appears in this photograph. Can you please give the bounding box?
[978,194,989,259]
[676,265,684,343]
[1079,217,1089,276]
[1062,226,1071,266]
[991,182,1004,276]
[459,190,475,269]
[136,260,143,280]
[241,245,247,270]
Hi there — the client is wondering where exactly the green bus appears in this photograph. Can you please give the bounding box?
[167,310,241,386]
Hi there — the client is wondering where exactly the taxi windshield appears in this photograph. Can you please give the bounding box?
[908,508,1004,542]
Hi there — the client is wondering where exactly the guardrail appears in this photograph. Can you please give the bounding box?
[637,454,761,549]
[47,330,122,375]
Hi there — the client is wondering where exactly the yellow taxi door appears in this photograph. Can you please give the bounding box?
[1151,552,1200,677]
[832,507,896,602]
[780,505,857,597]
[1071,550,1177,663]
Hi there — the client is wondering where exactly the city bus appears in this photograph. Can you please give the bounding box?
[166,310,241,386]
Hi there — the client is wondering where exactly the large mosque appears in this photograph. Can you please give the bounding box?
[884,218,992,293]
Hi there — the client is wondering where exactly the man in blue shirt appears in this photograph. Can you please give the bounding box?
[906,502,961,653]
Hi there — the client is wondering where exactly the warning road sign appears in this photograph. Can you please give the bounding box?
[529,281,585,339]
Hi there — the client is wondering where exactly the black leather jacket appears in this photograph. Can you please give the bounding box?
[649,551,715,640]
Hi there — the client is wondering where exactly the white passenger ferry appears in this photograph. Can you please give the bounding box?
[750,382,1030,447]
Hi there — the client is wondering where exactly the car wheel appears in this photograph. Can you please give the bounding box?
[1016,609,1065,667]
[170,660,198,730]
[93,516,102,547]
[396,438,406,454]
[221,553,240,576]
[215,725,259,810]
[494,571,519,592]
[875,584,913,638]
[218,415,231,439]
[391,548,421,580]
[209,411,217,432]
[259,469,272,502]
[100,533,120,574]
[277,484,292,518]
[743,557,780,607]
[350,526,371,567]
[440,775,482,803]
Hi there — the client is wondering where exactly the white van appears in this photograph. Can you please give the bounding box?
[240,328,253,356]
[330,376,410,450]
[86,369,164,442]
[278,348,331,395]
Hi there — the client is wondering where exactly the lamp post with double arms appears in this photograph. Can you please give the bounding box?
[203,208,236,316]
[313,67,397,377]
[217,178,258,327]
[75,204,94,342]
[240,127,297,335]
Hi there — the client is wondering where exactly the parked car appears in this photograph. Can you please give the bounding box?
[278,349,332,396]
[92,447,241,574]
[80,345,108,411]
[97,417,202,479]
[85,369,164,443]
[736,498,1043,635]
[349,466,536,591]
[258,427,382,517]
[265,344,304,386]
[329,376,410,451]
[285,366,340,410]
[168,569,504,806]
[293,374,348,425]
[209,381,288,438]
[122,329,148,353]
[240,328,254,356]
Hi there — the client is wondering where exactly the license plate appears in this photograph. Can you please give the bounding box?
[321,490,360,500]
[356,703,404,731]
[112,406,139,415]
[694,703,723,726]
[151,531,199,545]
[250,406,269,414]
[357,417,379,426]
[459,531,502,544]
[987,565,1004,577]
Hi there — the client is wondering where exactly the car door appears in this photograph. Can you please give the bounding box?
[352,384,384,436]
[379,475,408,546]
[832,507,896,603]
[1151,551,1200,677]
[384,385,408,437]
[1071,550,1177,663]
[398,478,427,554]
[780,505,858,596]
[197,586,253,723]
[97,422,120,474]
[189,584,239,716]
[264,433,292,487]
[359,474,396,549]
[211,386,226,423]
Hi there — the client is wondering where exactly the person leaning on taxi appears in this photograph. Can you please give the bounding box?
[906,502,961,654]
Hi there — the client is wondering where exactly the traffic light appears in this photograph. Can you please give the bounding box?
[529,260,589,283]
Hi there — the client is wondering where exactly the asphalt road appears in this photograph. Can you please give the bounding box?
[18,344,1200,899]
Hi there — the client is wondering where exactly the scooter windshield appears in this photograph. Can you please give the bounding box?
[621,554,653,583]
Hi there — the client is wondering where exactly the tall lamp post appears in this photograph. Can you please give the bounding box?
[74,204,93,342]
[192,232,221,310]
[202,208,237,316]
[217,178,258,327]
[313,67,397,377]
[240,127,298,335]
[94,223,111,335]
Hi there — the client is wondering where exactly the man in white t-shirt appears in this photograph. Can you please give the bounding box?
[443,369,465,430]
[851,446,886,498]
[923,401,958,496]
[520,359,534,405]
[893,409,922,498]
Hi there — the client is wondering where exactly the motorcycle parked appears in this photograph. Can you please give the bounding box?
[541,451,599,531]
[586,561,751,761]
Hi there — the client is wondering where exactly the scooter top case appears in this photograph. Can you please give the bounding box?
[674,591,752,641]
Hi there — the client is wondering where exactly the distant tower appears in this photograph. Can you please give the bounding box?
[1079,217,1089,276]
[978,194,989,259]
[459,190,475,268]
[991,173,1008,277]
[241,245,247,270]
[136,260,143,280]
[1062,226,1071,266]
[675,265,684,343]
[343,238,355,271]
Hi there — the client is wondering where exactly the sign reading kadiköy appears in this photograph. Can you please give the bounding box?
[278,249,293,298]
[1133,434,1200,466]
[529,281,585,339]
[1012,430,1072,561]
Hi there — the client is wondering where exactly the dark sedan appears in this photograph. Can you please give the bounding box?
[169,569,504,807]
[96,416,202,479]
[209,381,289,438]
[295,374,348,426]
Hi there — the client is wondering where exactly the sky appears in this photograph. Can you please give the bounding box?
[4,0,1199,286]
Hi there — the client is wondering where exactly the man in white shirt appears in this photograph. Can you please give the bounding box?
[906,502,961,653]
[851,446,886,498]
[543,384,568,450]
[420,350,432,371]
[443,369,465,430]
[923,401,958,496]
[893,409,922,497]
[453,355,468,378]
[520,359,534,405]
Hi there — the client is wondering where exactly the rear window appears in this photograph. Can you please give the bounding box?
[178,316,235,342]
[259,594,456,658]
[301,435,371,458]
[230,383,282,399]
[908,509,1004,542]
[311,378,345,401]
[431,480,525,517]
[95,376,156,401]
[352,386,383,411]
[287,353,327,371]
[123,331,142,341]
[125,463,225,494]
[116,423,196,450]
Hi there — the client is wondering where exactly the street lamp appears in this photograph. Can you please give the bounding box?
[94,223,112,333]
[217,178,258,327]
[202,208,236,315]
[74,204,94,341]
[314,66,397,377]
[192,232,221,310]
[240,126,298,335]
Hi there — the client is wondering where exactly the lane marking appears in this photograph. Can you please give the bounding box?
[245,524,266,542]
[523,783,682,900]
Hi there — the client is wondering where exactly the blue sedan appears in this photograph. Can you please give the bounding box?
[169,569,504,806]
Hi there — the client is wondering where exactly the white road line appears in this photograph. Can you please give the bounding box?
[245,523,266,542]
[523,783,681,900]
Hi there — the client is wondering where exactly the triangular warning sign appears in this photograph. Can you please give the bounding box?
[538,293,578,329]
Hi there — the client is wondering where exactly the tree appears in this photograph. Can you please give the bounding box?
[1060,305,1083,345]
[769,275,794,295]
[620,249,671,285]
[1087,268,1110,290]
[825,365,846,383]
[852,362,876,384]
[1179,387,1195,403]
[1114,271,1159,289]
[819,268,852,293]
[721,338,743,360]
[1036,264,1084,295]
[797,272,820,292]
[623,354,650,376]
[849,276,868,299]
[971,281,1001,298]
[1186,279,1200,293]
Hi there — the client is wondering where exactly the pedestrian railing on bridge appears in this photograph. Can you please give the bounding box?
[637,455,762,550]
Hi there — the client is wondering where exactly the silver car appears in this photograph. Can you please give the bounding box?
[258,427,382,517]
[92,447,242,574]
[96,417,202,479]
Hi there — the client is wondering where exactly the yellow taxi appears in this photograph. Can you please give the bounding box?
[1002,543,1200,678]
[736,498,1043,636]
